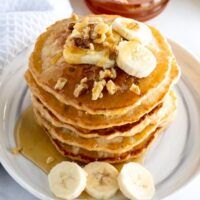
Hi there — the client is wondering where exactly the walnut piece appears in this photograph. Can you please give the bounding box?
[69,29,81,40]
[99,93,103,99]
[92,80,106,100]
[82,26,90,40]
[109,49,118,60]
[71,13,79,21]
[130,83,141,95]
[94,33,106,44]
[74,79,88,98]
[106,80,117,95]
[10,147,22,154]
[74,37,90,49]
[54,77,68,90]
[68,22,75,31]
[94,23,109,35]
[99,68,117,80]
[46,156,55,164]
[68,18,112,49]
[80,77,88,83]
[89,43,94,50]
[72,146,80,154]
[89,30,97,40]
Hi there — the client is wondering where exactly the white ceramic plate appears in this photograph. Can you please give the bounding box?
[0,40,200,200]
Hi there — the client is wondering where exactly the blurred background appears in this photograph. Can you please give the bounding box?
[0,0,200,199]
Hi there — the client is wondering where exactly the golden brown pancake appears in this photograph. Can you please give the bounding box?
[28,15,174,115]
[31,90,176,139]
[33,92,176,154]
[32,96,162,139]
[42,124,171,164]
[24,14,180,164]
[25,59,179,129]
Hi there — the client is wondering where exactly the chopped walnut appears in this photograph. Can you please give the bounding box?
[109,49,118,60]
[73,17,89,32]
[74,37,90,49]
[64,17,122,69]
[82,26,90,40]
[89,30,97,40]
[71,13,79,21]
[94,33,106,44]
[69,23,97,49]
[99,68,117,79]
[89,43,94,50]
[94,23,109,35]
[72,146,80,154]
[80,77,88,83]
[102,41,110,47]
[92,80,106,100]
[54,78,68,90]
[82,22,109,44]
[106,80,118,95]
[73,18,88,33]
[67,23,75,31]
[69,29,81,39]
[99,93,103,99]
[46,156,55,164]
[74,81,88,98]
[130,83,141,95]
[111,68,117,78]
[67,17,116,51]
[10,147,22,154]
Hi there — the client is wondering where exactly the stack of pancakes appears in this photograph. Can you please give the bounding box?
[25,15,180,164]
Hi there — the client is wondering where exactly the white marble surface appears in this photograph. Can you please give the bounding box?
[1,0,200,199]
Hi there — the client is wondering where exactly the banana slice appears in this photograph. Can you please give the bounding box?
[118,162,155,200]
[63,46,114,68]
[116,41,157,78]
[112,17,153,45]
[48,161,87,200]
[84,162,119,199]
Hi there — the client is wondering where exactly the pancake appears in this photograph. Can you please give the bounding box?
[33,92,176,154]
[42,124,171,164]
[31,91,175,139]
[24,14,181,165]
[25,59,179,130]
[32,96,162,139]
[29,15,173,115]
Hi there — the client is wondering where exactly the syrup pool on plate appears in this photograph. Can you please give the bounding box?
[15,106,143,173]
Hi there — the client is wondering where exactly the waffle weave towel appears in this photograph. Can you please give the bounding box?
[0,0,72,74]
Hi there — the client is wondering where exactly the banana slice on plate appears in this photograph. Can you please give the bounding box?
[84,161,119,200]
[117,41,157,78]
[112,17,153,45]
[118,162,155,200]
[48,161,87,200]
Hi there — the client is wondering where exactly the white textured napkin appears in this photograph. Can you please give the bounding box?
[0,0,72,74]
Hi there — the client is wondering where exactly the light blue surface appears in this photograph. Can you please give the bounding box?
[0,164,37,200]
